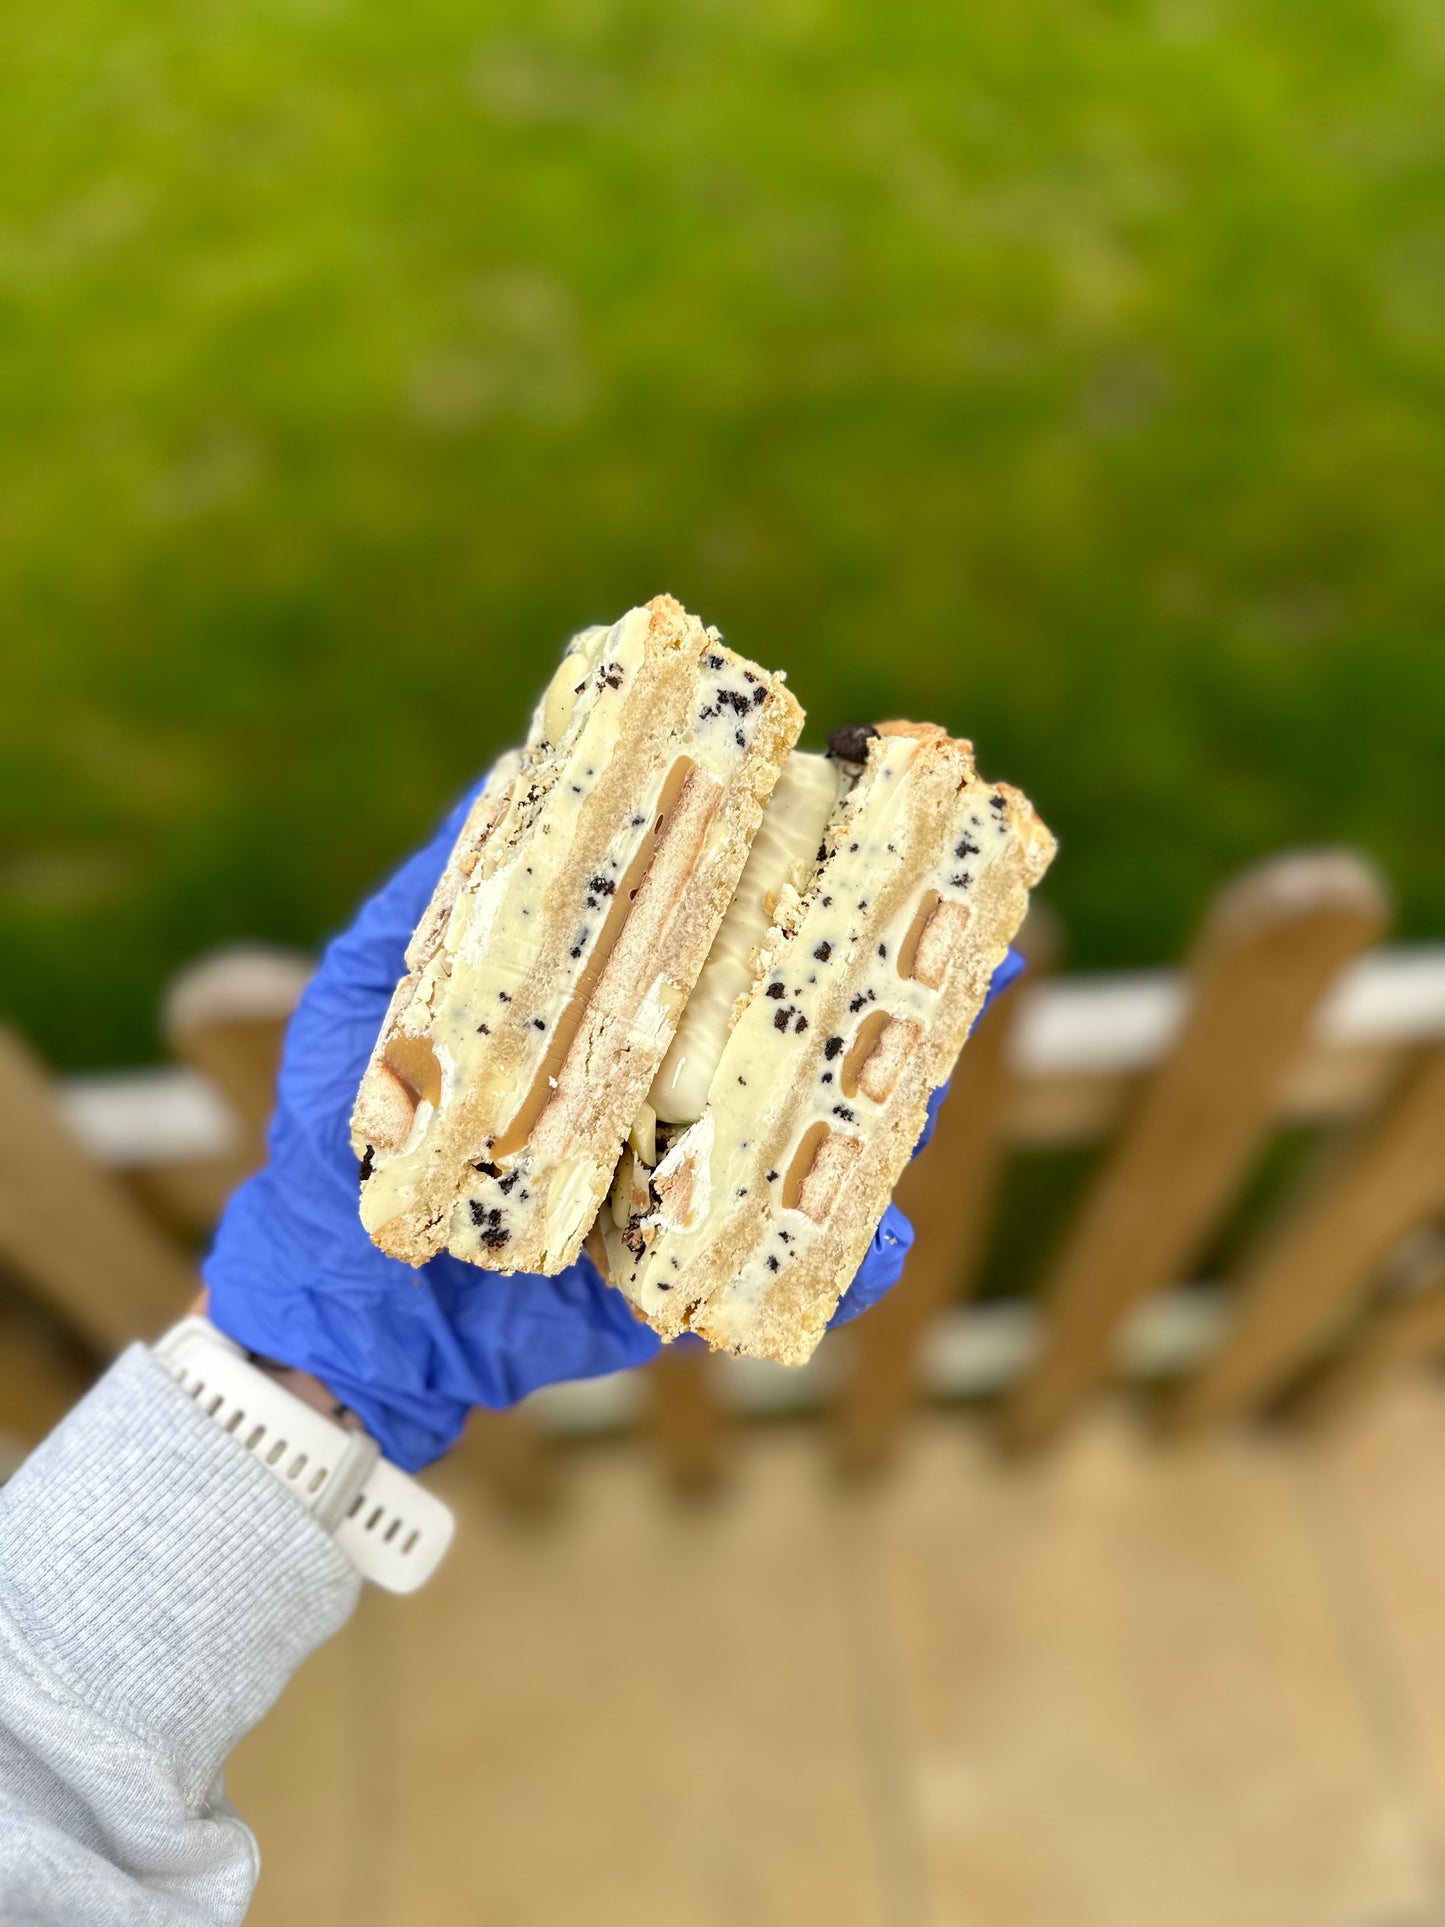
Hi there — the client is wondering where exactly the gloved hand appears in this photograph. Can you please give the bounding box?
[204,776,1023,1470]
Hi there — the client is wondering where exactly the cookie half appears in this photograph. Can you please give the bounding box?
[600,722,1055,1363]
[352,595,803,1275]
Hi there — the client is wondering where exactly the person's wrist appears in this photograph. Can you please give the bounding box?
[153,1313,455,1591]
[187,1291,361,1428]
[249,1358,365,1425]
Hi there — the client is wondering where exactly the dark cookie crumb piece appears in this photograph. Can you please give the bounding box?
[766,1169,779,1182]
[824,1035,844,1059]
[476,1022,490,1035]
[773,1006,793,1032]
[990,791,1007,812]
[498,990,511,1002]
[751,684,766,706]
[832,1104,856,1123]
[705,652,724,670]
[765,981,785,999]
[950,873,972,889]
[877,943,887,959]
[589,874,617,898]
[358,1145,375,1182]
[532,1016,546,1031]
[734,728,745,748]
[469,1200,512,1248]
[848,841,859,853]
[821,1071,834,1084]
[956,834,980,859]
[766,1255,780,1273]
[793,1012,808,1033]
[827,722,879,762]
[814,941,832,962]
[498,1171,520,1194]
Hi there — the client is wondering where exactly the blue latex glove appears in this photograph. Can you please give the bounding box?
[204,777,1024,1469]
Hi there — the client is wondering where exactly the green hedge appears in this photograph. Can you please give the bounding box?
[4,0,1443,1067]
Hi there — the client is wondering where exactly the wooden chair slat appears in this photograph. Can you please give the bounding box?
[1000,853,1389,1453]
[456,1406,556,1515]
[1288,1259,1445,1430]
[1005,1041,1420,1147]
[163,946,316,1163]
[0,1299,93,1452]
[647,1344,727,1495]
[1163,1044,1445,1432]
[0,1029,199,1351]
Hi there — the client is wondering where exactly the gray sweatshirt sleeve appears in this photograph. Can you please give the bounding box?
[0,1344,361,1925]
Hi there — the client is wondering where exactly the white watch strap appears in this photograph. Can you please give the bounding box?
[153,1318,453,1594]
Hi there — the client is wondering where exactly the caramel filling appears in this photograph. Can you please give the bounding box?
[840,1008,893,1099]
[489,756,697,1161]
[782,1120,832,1213]
[382,1032,442,1110]
[895,889,940,981]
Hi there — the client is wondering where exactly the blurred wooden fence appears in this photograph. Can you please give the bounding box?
[3,848,1445,1508]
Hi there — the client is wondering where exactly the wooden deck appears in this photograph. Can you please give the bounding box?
[233,1379,1445,1927]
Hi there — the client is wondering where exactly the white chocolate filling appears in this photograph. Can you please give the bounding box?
[648,752,845,1125]
[537,625,609,748]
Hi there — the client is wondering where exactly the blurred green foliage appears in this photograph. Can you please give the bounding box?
[3,0,1444,1068]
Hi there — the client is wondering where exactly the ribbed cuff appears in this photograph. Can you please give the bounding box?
[0,1345,360,1798]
